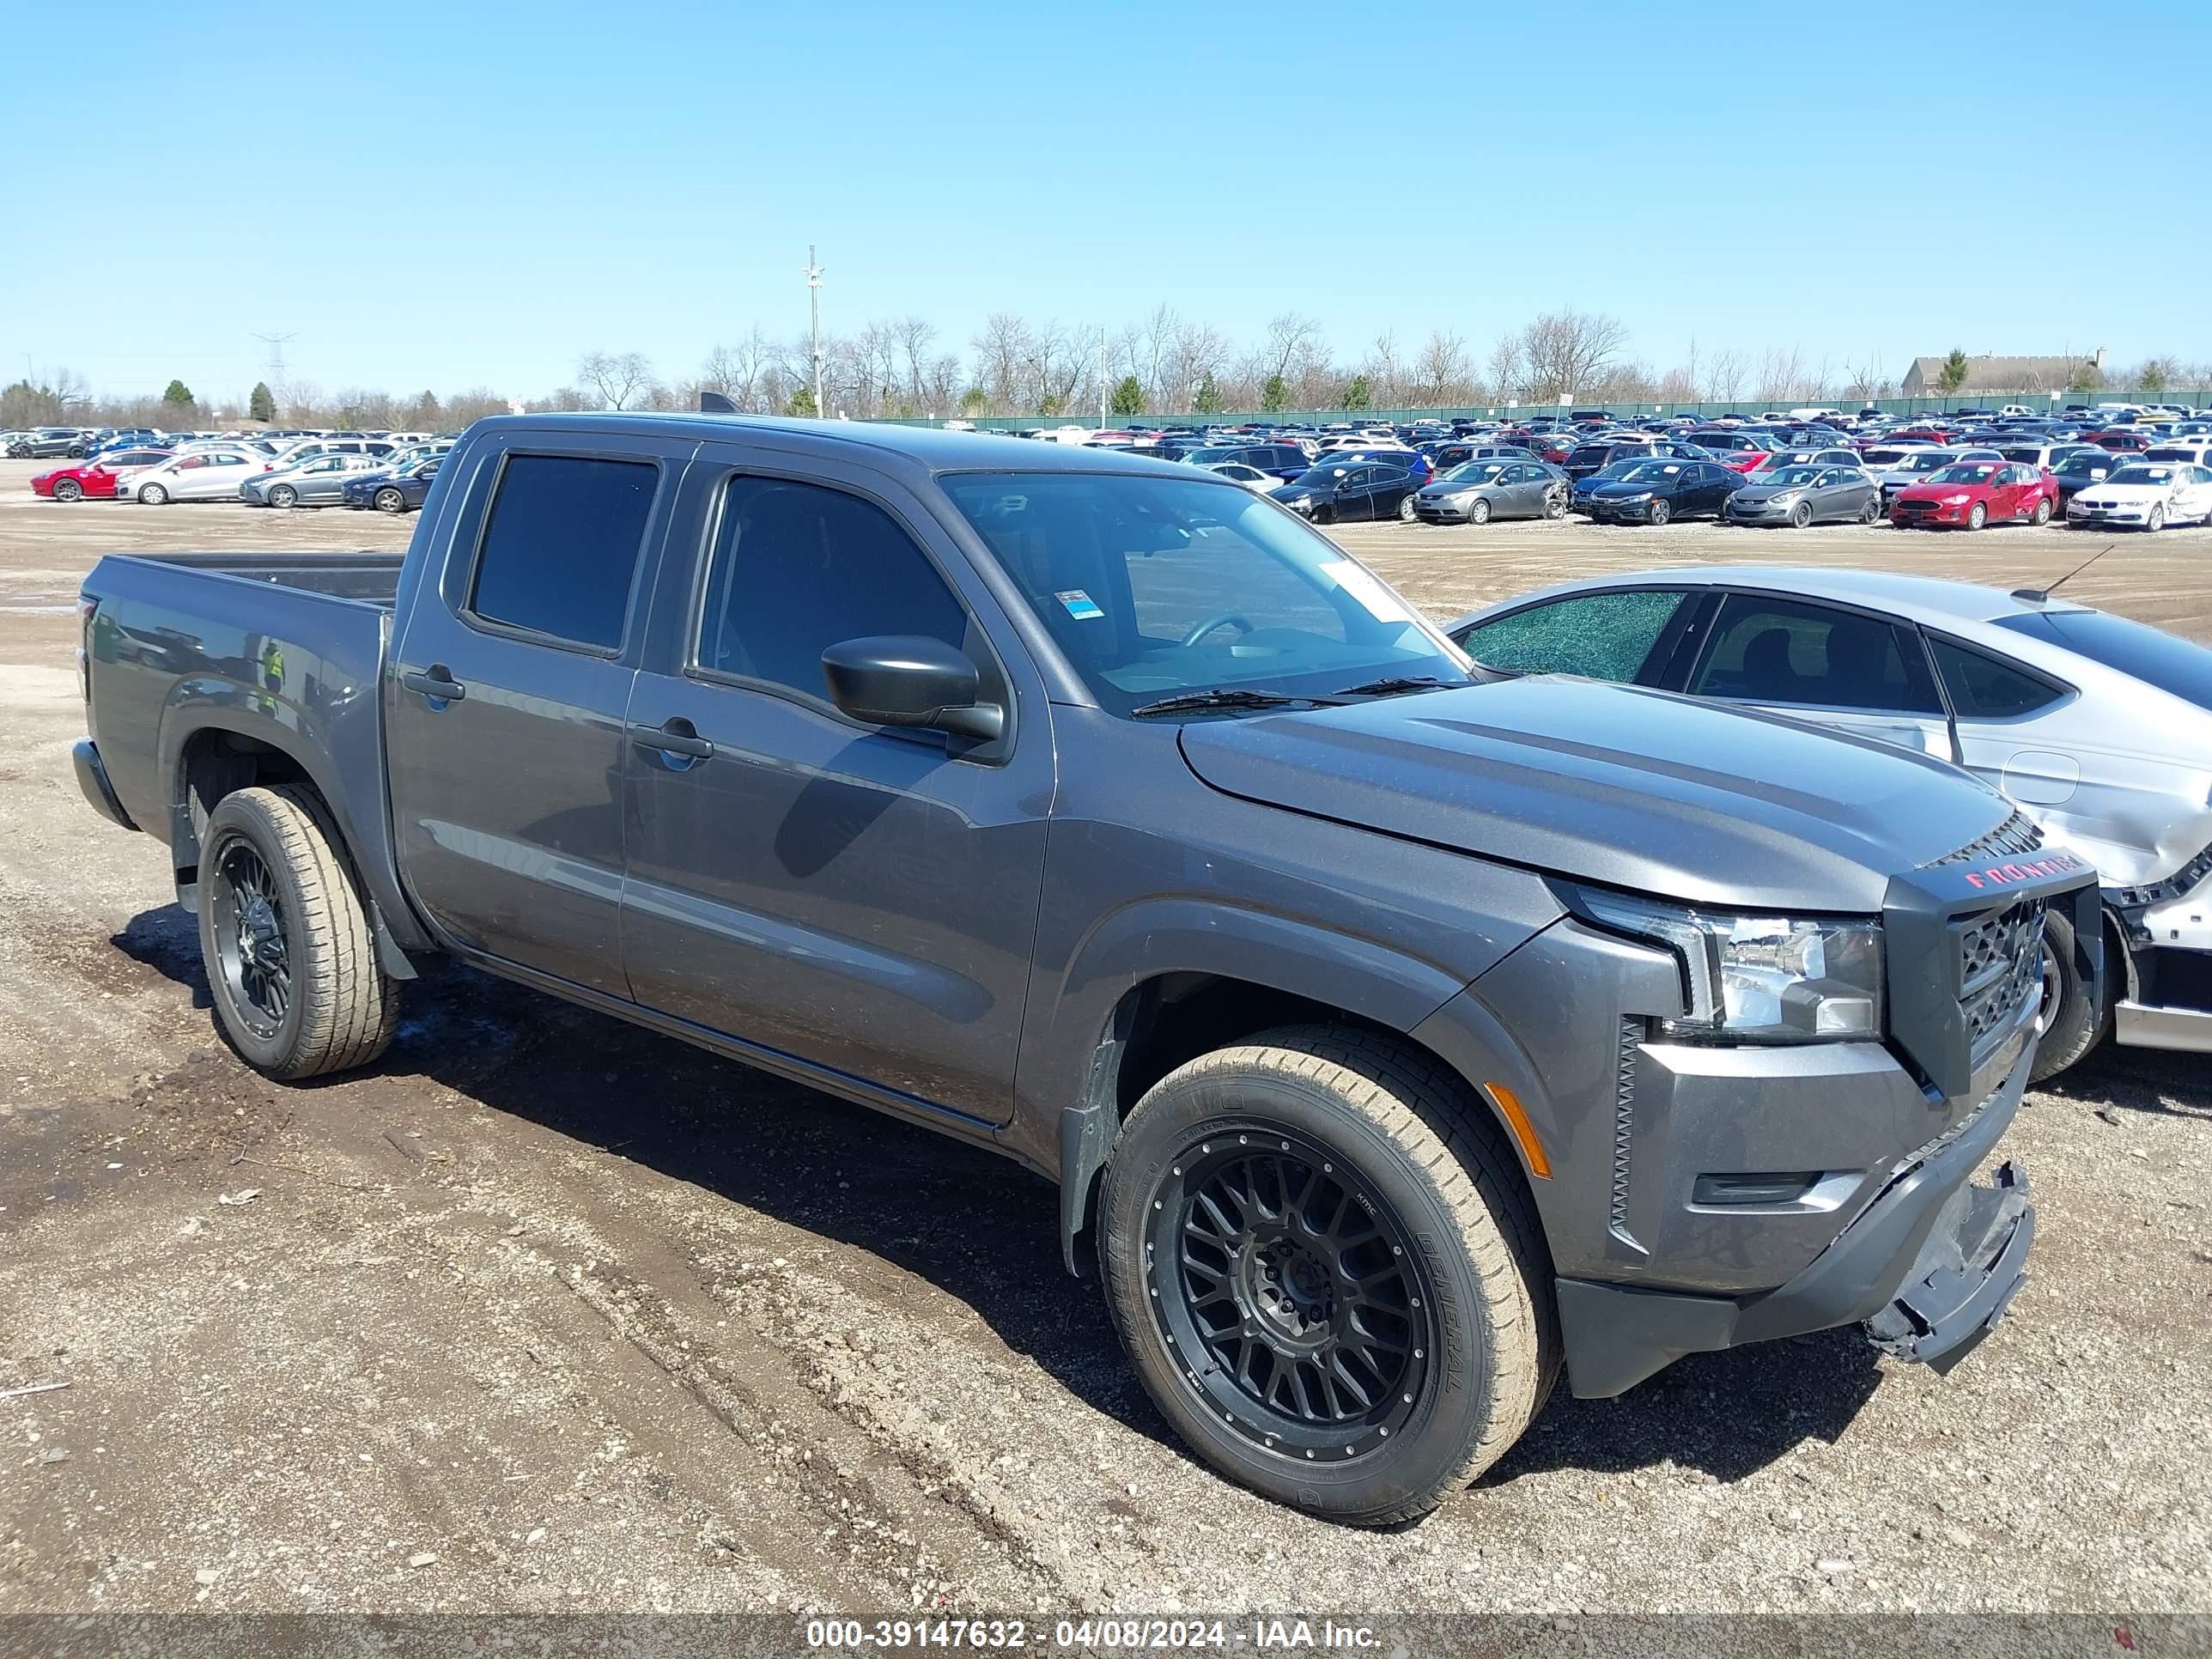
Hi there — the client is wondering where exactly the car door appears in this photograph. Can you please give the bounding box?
[1497,464,1537,517]
[1371,465,1413,517]
[295,456,348,501]
[618,453,1052,1125]
[1450,586,1701,684]
[163,454,213,497]
[386,432,690,994]
[1984,465,2022,520]
[1336,465,1379,520]
[1680,592,1957,758]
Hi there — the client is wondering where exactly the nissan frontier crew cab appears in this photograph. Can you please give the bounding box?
[72,414,2100,1525]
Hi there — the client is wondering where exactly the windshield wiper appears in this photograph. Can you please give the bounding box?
[1334,675,1473,697]
[1128,688,1340,719]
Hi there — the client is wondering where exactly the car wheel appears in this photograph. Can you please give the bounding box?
[374,487,407,514]
[66,447,84,459]
[197,784,402,1081]
[2032,909,2112,1083]
[54,479,82,503]
[2147,505,2166,532]
[2031,497,2052,526]
[1098,1025,1557,1524]
[1468,497,1492,525]
[1859,496,1881,526]
[1966,502,1987,531]
[1648,499,1671,526]
[1790,501,1813,529]
[1397,495,1416,523]
[269,484,298,509]
[139,483,168,506]
[1542,491,1565,520]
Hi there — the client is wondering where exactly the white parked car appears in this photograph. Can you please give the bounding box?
[122,447,265,504]
[1199,461,1279,491]
[2065,462,2212,531]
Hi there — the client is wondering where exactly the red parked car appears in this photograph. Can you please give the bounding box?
[1887,424,1962,446]
[1686,430,1780,472]
[1888,459,2057,530]
[2085,429,2153,453]
[28,448,172,502]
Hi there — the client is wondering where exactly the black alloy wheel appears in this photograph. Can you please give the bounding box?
[209,839,291,1042]
[1143,1130,1434,1461]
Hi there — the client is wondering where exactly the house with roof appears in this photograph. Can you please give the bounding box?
[1900,349,2103,397]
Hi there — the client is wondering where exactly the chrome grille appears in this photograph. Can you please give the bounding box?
[1927,811,2045,868]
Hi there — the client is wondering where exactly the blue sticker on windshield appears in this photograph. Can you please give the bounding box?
[1056,589,1104,620]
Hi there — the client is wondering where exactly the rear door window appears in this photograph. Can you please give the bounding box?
[468,454,659,651]
[1689,595,1941,713]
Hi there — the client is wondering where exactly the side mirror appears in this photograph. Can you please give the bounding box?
[821,635,1004,743]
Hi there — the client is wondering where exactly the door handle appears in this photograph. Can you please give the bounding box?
[401,665,466,702]
[632,717,714,762]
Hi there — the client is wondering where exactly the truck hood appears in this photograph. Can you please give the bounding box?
[1176,678,2014,913]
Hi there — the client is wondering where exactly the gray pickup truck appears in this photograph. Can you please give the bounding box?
[73,414,2100,1524]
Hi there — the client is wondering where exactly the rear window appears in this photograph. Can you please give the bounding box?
[1996,609,2212,712]
[469,454,658,650]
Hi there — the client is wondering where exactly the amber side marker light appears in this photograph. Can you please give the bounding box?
[1485,1082,1552,1180]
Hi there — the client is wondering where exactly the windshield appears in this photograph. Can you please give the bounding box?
[1616,461,1681,483]
[1290,465,1354,488]
[1760,466,1824,488]
[2057,453,2114,477]
[2105,465,2174,487]
[939,472,1466,717]
[1928,463,1999,484]
[1996,609,2212,712]
[1441,462,1508,484]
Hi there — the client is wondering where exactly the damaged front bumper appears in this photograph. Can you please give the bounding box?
[1554,1034,2039,1399]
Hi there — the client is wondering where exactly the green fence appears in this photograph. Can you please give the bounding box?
[879,390,2209,432]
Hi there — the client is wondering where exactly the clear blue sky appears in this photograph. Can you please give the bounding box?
[8,0,2207,403]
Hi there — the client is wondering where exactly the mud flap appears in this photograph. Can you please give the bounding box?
[1863,1160,2033,1375]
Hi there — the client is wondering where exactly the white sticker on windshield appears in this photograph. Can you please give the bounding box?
[1056,589,1104,620]
[1317,561,1414,624]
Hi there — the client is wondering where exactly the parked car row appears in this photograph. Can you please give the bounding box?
[22,428,452,514]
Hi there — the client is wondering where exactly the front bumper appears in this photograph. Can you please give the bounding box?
[1553,1034,2038,1398]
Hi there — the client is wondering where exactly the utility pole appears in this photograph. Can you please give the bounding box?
[804,248,824,418]
[1098,328,1108,429]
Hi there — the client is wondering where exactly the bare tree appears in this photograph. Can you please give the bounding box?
[700,330,774,412]
[1844,355,1890,404]
[1487,334,1524,403]
[1705,349,1747,404]
[576,350,656,410]
[1753,346,1808,404]
[1515,310,1628,401]
[893,316,939,411]
[1262,313,1322,383]
[970,313,1030,414]
[1415,330,1471,404]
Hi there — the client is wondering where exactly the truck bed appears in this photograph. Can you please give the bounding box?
[79,549,410,937]
[119,549,406,605]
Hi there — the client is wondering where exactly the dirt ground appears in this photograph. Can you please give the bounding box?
[1,457,2209,1621]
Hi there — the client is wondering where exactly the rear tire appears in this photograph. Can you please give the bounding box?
[1100,1025,1557,1526]
[2032,908,2110,1083]
[197,785,401,1081]
[2032,497,2052,526]
[1397,495,1416,523]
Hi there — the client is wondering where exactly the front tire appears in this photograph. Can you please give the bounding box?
[1966,501,1987,531]
[2032,908,2110,1083]
[1100,1026,1556,1525]
[374,487,407,514]
[139,483,169,505]
[1468,496,1492,525]
[1790,501,1813,528]
[2148,505,2166,532]
[54,479,82,503]
[197,785,401,1081]
[269,484,298,508]
[1859,495,1881,525]
[1648,499,1671,526]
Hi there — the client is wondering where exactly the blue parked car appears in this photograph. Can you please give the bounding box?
[342,457,441,514]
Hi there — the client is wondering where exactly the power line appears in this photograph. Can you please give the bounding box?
[252,332,295,388]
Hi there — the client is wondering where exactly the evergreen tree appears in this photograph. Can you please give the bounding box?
[248,381,275,422]
[1110,375,1144,416]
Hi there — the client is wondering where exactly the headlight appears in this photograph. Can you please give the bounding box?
[1553,882,1884,1043]
[1942,493,1971,505]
